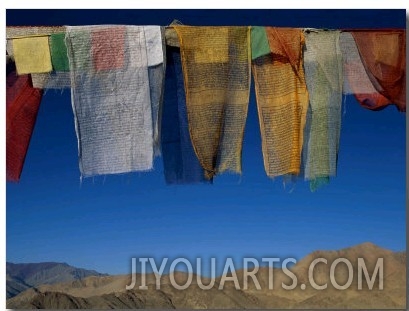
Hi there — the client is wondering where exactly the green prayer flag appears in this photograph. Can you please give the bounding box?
[250,26,271,60]
[50,33,70,71]
[310,176,330,192]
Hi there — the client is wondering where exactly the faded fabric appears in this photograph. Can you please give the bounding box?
[161,47,210,184]
[12,36,53,74]
[7,63,43,182]
[351,30,406,112]
[251,26,271,60]
[339,32,377,95]
[149,64,165,156]
[165,28,180,47]
[6,26,66,39]
[174,26,251,179]
[66,25,163,177]
[31,72,71,89]
[303,30,343,191]
[145,26,166,156]
[252,27,309,178]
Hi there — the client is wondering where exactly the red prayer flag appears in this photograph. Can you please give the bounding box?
[6,67,43,182]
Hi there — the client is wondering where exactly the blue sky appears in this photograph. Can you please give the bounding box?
[6,10,406,275]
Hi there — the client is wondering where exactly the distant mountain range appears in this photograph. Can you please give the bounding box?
[6,262,108,299]
[6,243,406,309]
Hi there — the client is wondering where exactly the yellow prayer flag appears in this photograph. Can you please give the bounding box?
[13,36,52,74]
[174,26,251,178]
[253,28,309,177]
